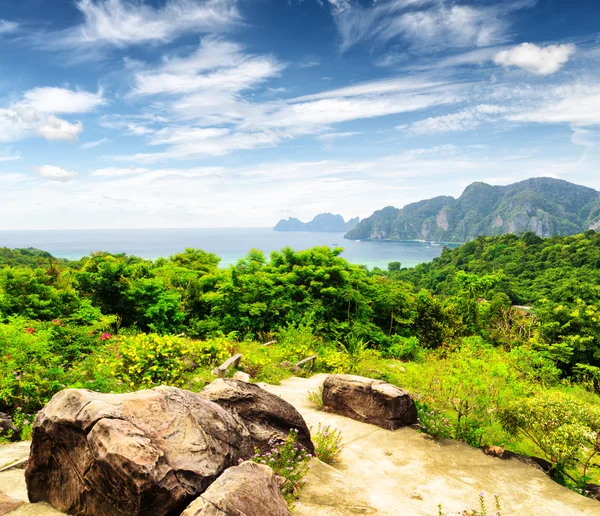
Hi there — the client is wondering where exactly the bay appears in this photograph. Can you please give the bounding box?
[0,228,455,269]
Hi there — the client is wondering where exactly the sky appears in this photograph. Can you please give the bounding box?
[0,0,599,229]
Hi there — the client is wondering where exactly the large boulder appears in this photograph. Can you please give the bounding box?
[201,379,314,454]
[322,375,417,430]
[0,412,19,442]
[26,386,254,516]
[181,461,289,516]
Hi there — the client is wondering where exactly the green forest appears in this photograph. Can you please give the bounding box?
[2,232,600,495]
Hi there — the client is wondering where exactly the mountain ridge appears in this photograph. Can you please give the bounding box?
[345,177,600,241]
[274,213,360,232]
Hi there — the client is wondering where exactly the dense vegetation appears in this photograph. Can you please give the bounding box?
[346,177,600,241]
[2,233,600,495]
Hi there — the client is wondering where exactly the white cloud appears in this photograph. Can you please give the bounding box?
[0,87,104,143]
[34,165,78,182]
[34,115,83,142]
[494,43,576,75]
[405,104,506,134]
[22,87,105,114]
[508,85,600,127]
[81,137,112,149]
[59,0,240,47]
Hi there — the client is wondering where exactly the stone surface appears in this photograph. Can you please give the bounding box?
[263,374,600,516]
[322,374,417,430]
[0,442,30,472]
[181,461,289,516]
[0,413,18,442]
[0,493,23,515]
[200,379,314,454]
[232,371,250,383]
[25,386,253,516]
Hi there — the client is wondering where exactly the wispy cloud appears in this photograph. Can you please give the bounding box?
[316,131,361,141]
[131,38,283,96]
[81,137,112,149]
[91,167,148,177]
[111,69,460,161]
[0,148,21,162]
[402,104,506,134]
[53,0,241,48]
[0,20,18,34]
[327,0,534,53]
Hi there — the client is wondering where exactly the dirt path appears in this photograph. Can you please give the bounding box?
[261,374,600,516]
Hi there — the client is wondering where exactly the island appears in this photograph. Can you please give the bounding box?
[274,213,360,232]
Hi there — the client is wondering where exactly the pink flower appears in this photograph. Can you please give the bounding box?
[99,333,113,341]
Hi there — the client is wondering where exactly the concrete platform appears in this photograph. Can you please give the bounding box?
[262,374,600,516]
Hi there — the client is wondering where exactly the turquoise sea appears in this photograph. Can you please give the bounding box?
[0,228,457,269]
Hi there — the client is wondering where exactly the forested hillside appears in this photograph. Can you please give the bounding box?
[2,237,600,494]
[346,177,600,241]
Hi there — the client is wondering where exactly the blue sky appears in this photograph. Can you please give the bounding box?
[0,0,599,229]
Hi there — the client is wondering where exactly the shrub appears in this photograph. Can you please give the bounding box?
[415,401,453,439]
[249,429,311,505]
[97,334,230,390]
[312,423,343,464]
[499,391,600,486]
[382,335,423,362]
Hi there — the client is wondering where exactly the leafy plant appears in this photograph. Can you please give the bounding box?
[249,429,311,505]
[311,423,343,464]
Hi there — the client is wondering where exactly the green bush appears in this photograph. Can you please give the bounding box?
[500,391,600,486]
[382,335,423,361]
[97,334,230,390]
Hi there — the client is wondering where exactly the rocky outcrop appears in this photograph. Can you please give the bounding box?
[0,413,19,442]
[25,386,254,516]
[201,379,314,454]
[322,375,417,430]
[482,446,552,472]
[181,461,289,516]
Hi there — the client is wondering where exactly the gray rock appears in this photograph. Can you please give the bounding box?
[322,375,417,430]
[26,387,253,516]
[201,379,314,454]
[181,461,289,516]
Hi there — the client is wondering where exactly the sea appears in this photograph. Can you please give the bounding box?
[0,228,456,270]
